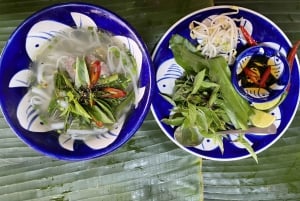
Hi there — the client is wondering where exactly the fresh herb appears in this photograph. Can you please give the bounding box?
[162,34,255,156]
[46,56,133,133]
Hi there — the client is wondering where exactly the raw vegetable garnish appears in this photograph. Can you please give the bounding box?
[45,57,132,133]
[162,34,258,161]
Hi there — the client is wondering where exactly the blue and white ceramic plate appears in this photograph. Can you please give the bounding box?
[151,5,300,161]
[0,3,153,160]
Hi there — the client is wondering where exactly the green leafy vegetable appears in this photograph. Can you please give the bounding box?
[192,69,206,94]
[75,56,90,88]
[208,57,252,130]
[66,91,91,120]
[237,134,258,163]
[43,57,134,134]
[86,104,114,124]
[163,34,255,158]
[169,34,210,73]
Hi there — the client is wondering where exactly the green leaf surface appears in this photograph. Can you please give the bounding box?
[208,56,253,130]
[192,69,206,94]
[0,113,203,201]
[75,56,90,88]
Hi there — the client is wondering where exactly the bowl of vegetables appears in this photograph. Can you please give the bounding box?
[0,3,154,160]
[232,45,290,103]
[151,5,300,161]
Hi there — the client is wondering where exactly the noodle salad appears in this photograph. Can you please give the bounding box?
[28,28,138,140]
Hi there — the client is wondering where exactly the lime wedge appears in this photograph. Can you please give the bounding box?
[250,109,276,128]
[252,96,282,110]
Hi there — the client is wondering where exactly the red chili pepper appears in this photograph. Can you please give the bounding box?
[285,40,300,92]
[103,87,127,98]
[243,67,260,85]
[240,26,258,46]
[259,66,271,88]
[88,60,101,88]
[287,40,300,69]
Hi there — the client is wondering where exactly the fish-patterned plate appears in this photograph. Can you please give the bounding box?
[0,3,154,161]
[151,5,300,161]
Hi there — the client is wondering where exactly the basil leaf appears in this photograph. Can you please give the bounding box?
[160,93,176,106]
[169,35,210,73]
[201,81,219,88]
[75,56,90,88]
[208,86,220,107]
[162,117,185,126]
[212,134,225,154]
[86,104,115,124]
[67,91,91,119]
[191,69,206,94]
[95,100,116,123]
[115,90,135,119]
[174,125,204,147]
[237,134,258,163]
[194,107,208,133]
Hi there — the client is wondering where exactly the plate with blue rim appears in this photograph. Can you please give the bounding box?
[0,2,154,161]
[151,5,300,161]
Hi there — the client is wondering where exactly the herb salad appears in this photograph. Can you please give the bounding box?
[162,34,266,161]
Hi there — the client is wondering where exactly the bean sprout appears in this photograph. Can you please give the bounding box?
[189,9,239,65]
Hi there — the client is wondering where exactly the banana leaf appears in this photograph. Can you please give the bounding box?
[0,113,203,201]
[2,0,300,200]
[202,108,300,201]
[0,0,214,200]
